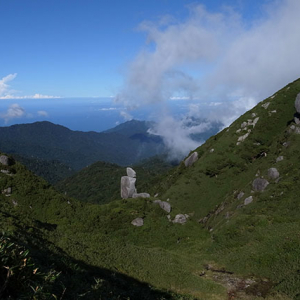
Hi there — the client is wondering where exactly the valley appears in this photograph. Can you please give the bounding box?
[1,79,300,299]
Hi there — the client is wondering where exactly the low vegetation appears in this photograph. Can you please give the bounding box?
[1,79,300,299]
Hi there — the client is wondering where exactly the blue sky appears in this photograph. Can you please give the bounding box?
[1,0,300,156]
[0,0,275,98]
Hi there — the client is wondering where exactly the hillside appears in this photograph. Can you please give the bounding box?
[0,120,165,171]
[1,79,300,299]
[55,156,174,205]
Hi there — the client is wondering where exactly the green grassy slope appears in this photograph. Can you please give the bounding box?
[1,79,300,299]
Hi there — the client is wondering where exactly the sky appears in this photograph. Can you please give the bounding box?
[1,0,300,157]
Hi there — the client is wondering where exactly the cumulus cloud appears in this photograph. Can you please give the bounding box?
[0,103,26,123]
[116,0,300,158]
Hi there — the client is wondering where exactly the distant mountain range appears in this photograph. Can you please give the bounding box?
[0,119,221,183]
[0,119,164,172]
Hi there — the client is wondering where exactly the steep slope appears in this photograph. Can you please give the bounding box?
[153,78,300,298]
[0,120,165,170]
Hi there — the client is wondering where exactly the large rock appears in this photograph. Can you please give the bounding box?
[252,178,269,192]
[132,193,150,198]
[126,167,136,178]
[153,200,171,213]
[268,168,280,180]
[295,93,300,113]
[244,196,253,205]
[121,176,136,199]
[131,217,143,227]
[0,155,12,166]
[276,156,284,162]
[184,152,198,167]
[173,214,187,224]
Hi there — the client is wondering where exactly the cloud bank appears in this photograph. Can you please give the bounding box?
[116,0,300,158]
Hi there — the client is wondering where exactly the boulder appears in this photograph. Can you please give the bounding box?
[237,191,244,200]
[261,102,270,109]
[241,121,248,128]
[295,93,300,113]
[153,200,171,213]
[252,178,269,192]
[238,131,250,142]
[173,214,187,224]
[0,155,12,166]
[268,168,280,180]
[126,167,136,178]
[276,156,284,162]
[131,217,143,227]
[184,152,198,167]
[121,176,136,199]
[132,193,150,198]
[244,196,253,205]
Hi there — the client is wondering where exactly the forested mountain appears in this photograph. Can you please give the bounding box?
[0,120,165,171]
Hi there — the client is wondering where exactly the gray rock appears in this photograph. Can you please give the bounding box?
[295,93,300,113]
[132,193,150,198]
[262,102,270,109]
[237,191,244,200]
[294,115,300,124]
[184,152,198,167]
[244,196,253,205]
[238,131,250,142]
[276,156,284,162]
[251,113,257,118]
[173,214,187,224]
[126,167,136,178]
[241,121,248,128]
[153,200,171,213]
[295,127,300,134]
[2,187,12,195]
[0,155,12,166]
[121,176,136,199]
[12,200,18,206]
[252,178,269,192]
[131,217,143,227]
[268,168,280,180]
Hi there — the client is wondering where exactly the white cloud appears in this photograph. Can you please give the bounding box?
[0,73,61,99]
[116,0,300,158]
[120,110,133,121]
[0,103,26,123]
[0,73,17,97]
[98,107,118,111]
[37,110,48,117]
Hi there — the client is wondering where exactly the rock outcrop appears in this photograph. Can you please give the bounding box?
[0,155,13,166]
[173,214,187,224]
[131,217,143,227]
[295,93,300,113]
[126,167,136,178]
[184,152,198,167]
[268,168,280,180]
[121,167,150,199]
[121,176,136,199]
[153,200,171,213]
[252,178,269,192]
[244,196,253,205]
